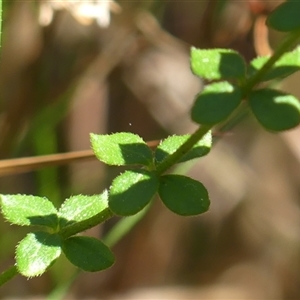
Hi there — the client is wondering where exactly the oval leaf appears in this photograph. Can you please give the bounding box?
[16,232,62,277]
[191,82,242,125]
[58,191,109,228]
[191,47,246,80]
[63,236,114,272]
[159,174,210,216]
[90,132,153,166]
[0,194,58,229]
[249,88,300,131]
[109,170,159,216]
[249,47,300,81]
[155,131,212,165]
[267,1,300,32]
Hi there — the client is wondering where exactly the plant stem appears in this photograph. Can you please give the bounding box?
[242,29,300,96]
[47,270,80,300]
[155,31,300,177]
[59,207,114,239]
[155,125,212,175]
[0,266,18,287]
[103,204,150,247]
[47,204,150,300]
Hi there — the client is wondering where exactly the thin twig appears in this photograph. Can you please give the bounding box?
[0,140,159,176]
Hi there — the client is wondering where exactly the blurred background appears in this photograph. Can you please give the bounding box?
[1,0,300,299]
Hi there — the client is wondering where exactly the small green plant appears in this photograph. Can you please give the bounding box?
[1,0,300,287]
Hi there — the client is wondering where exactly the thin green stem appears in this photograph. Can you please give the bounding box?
[59,125,209,241]
[0,266,18,287]
[47,205,151,300]
[155,30,300,177]
[59,207,114,239]
[242,29,300,96]
[103,204,150,247]
[47,270,80,300]
[155,125,212,175]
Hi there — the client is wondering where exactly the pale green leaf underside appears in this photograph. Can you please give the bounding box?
[90,132,153,166]
[0,194,58,229]
[191,47,246,80]
[16,232,62,277]
[249,47,300,81]
[155,131,212,164]
[58,191,109,228]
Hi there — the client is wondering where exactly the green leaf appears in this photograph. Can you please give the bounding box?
[16,232,62,277]
[58,191,109,228]
[109,170,159,216]
[62,236,114,272]
[158,174,210,216]
[191,82,242,125]
[155,131,212,165]
[90,132,153,166]
[0,194,58,229]
[267,1,300,32]
[249,47,300,81]
[191,47,246,80]
[249,88,300,131]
